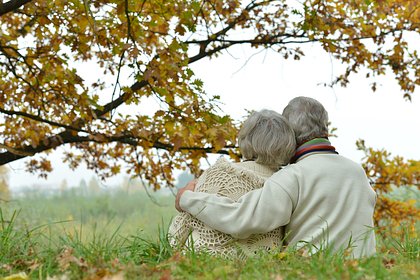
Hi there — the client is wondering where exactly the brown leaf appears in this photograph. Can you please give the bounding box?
[382,258,396,269]
[159,269,172,280]
[102,272,124,280]
[172,134,183,151]
[56,247,88,271]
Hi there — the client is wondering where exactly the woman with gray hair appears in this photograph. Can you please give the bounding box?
[168,109,296,258]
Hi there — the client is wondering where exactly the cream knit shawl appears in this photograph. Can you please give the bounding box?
[168,157,284,258]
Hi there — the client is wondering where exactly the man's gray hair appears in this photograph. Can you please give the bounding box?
[282,96,329,145]
[238,109,296,169]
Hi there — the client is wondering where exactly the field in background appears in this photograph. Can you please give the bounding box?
[3,188,177,241]
[0,187,419,279]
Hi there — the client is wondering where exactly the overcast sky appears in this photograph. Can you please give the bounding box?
[7,42,420,189]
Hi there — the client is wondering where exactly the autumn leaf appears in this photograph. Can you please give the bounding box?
[56,247,88,271]
[0,0,417,191]
[1,272,29,280]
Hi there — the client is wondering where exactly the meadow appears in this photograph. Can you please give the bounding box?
[0,188,418,279]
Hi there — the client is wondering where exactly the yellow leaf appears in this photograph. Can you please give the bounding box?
[2,272,29,280]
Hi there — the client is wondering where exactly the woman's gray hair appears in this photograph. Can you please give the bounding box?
[282,96,329,146]
[238,109,296,169]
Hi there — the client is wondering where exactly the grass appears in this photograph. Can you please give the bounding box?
[0,190,419,279]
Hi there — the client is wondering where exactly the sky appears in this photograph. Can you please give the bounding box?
[6,41,420,190]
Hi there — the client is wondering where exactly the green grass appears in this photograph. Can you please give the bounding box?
[0,190,419,279]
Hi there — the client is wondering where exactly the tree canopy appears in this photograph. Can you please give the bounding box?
[0,0,419,188]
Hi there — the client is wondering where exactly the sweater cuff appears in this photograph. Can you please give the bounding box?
[179,190,194,212]
[179,190,209,217]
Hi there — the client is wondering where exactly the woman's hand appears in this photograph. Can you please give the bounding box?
[175,179,197,212]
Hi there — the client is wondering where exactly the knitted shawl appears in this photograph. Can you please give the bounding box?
[168,157,284,259]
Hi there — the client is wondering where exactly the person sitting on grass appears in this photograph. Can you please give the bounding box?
[168,109,296,258]
[176,97,377,258]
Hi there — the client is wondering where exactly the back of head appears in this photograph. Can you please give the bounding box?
[282,97,329,146]
[238,109,296,169]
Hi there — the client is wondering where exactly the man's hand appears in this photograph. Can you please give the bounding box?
[175,179,197,212]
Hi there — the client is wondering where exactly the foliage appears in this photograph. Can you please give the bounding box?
[0,0,418,188]
[357,140,420,238]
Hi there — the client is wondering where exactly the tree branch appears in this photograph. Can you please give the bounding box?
[94,80,148,118]
[0,130,79,165]
[0,107,85,133]
[0,128,234,165]
[0,0,32,16]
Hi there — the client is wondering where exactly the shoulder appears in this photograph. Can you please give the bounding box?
[329,155,368,177]
[199,157,255,182]
[265,164,300,195]
[333,154,361,166]
[206,157,274,180]
[199,157,233,174]
[233,161,275,179]
[269,163,301,183]
[298,154,365,173]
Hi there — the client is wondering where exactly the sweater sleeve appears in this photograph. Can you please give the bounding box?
[179,177,294,239]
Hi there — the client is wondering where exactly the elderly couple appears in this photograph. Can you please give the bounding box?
[169,96,376,259]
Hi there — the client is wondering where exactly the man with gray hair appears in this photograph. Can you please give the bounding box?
[176,96,376,258]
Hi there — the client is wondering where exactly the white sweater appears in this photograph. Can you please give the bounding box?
[169,158,283,258]
[180,153,377,258]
